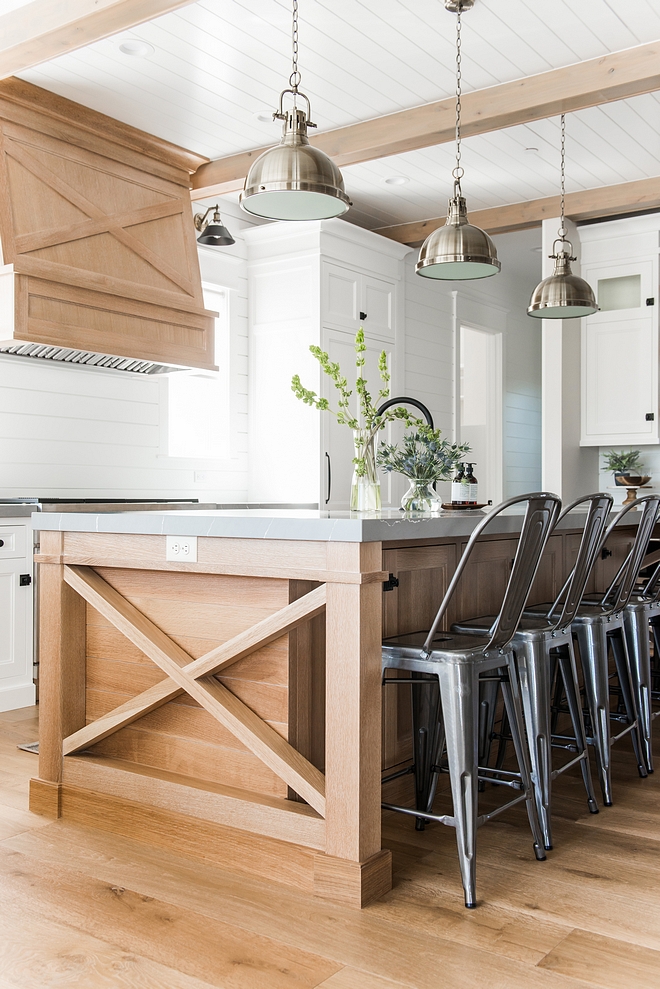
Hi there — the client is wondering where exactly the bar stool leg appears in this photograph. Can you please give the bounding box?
[501,655,547,861]
[609,628,648,779]
[437,663,479,908]
[478,678,500,790]
[623,610,654,773]
[574,623,613,805]
[514,639,553,850]
[556,640,599,814]
[411,674,444,830]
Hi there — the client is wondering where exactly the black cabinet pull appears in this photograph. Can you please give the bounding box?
[20,574,31,586]
[646,413,655,421]
[325,452,332,504]
[359,311,367,321]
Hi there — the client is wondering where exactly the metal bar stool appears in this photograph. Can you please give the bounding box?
[530,494,660,804]
[451,493,612,850]
[382,492,561,909]
[622,561,660,773]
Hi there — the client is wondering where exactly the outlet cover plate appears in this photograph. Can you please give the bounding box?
[165,535,198,563]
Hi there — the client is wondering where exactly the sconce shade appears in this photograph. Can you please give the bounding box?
[197,221,235,246]
[527,250,599,318]
[194,206,235,247]
[416,194,501,280]
[240,108,351,221]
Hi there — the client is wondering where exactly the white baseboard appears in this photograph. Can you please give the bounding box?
[0,681,36,713]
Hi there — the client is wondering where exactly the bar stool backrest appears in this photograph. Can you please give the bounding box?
[546,492,613,632]
[422,492,561,656]
[599,494,660,615]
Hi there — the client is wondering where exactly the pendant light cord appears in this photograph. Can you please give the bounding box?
[558,113,567,241]
[452,6,464,193]
[290,0,301,101]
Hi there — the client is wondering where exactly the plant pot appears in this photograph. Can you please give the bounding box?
[400,479,441,514]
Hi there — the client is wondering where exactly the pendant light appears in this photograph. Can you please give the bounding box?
[194,205,235,246]
[527,115,599,318]
[416,0,500,280]
[240,0,351,221]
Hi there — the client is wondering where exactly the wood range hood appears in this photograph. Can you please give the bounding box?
[0,78,217,373]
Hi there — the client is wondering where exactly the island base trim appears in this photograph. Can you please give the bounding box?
[29,778,61,818]
[313,849,392,908]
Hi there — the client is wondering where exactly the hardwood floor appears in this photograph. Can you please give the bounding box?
[1,706,660,988]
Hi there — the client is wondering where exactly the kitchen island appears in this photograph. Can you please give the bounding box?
[30,507,638,908]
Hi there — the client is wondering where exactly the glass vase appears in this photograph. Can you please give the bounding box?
[400,478,441,514]
[350,428,381,512]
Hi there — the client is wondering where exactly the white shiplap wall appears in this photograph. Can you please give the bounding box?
[403,227,542,502]
[0,201,260,502]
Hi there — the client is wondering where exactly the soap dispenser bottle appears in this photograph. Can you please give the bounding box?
[464,463,478,505]
[451,464,465,505]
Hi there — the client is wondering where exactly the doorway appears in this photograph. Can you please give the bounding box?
[459,324,503,505]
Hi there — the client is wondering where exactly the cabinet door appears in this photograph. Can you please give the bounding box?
[581,258,658,445]
[0,559,31,703]
[361,274,396,342]
[321,328,398,510]
[322,262,359,330]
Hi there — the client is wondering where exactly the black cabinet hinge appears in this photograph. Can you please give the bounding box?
[383,573,399,592]
[359,311,368,321]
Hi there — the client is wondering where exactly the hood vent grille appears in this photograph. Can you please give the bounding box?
[0,343,175,374]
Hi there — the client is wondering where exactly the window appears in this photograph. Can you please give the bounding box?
[597,274,641,312]
[166,285,230,460]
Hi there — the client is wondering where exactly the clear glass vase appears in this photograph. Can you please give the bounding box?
[400,478,441,514]
[350,428,381,512]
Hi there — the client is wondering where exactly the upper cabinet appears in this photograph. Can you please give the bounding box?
[245,220,409,509]
[580,223,660,446]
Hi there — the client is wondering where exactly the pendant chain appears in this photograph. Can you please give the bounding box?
[452,7,464,188]
[558,113,567,240]
[290,0,301,94]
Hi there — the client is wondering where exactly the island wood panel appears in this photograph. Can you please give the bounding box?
[82,568,296,800]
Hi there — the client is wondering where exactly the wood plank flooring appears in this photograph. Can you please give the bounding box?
[1,706,659,988]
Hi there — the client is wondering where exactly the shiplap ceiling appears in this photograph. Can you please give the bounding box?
[13,0,660,228]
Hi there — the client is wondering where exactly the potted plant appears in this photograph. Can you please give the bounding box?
[292,329,423,511]
[602,449,649,486]
[377,424,470,513]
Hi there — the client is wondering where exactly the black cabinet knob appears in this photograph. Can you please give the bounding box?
[359,311,367,321]
[0,539,4,547]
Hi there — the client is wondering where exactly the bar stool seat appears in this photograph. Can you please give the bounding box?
[382,492,560,909]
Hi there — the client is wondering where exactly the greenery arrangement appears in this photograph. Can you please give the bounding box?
[291,328,422,476]
[601,449,646,474]
[377,425,470,481]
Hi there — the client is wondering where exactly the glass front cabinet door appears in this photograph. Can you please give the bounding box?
[581,257,659,446]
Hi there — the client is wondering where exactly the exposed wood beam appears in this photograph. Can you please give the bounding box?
[192,41,660,198]
[375,176,660,246]
[0,0,198,78]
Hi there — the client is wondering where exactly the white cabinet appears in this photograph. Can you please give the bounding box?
[245,220,409,509]
[580,244,659,446]
[0,518,35,712]
[322,263,396,341]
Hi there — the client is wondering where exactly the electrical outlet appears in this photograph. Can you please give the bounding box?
[165,535,198,562]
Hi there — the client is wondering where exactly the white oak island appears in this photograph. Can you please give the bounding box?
[30,508,638,907]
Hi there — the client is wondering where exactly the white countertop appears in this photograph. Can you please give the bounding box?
[31,506,638,543]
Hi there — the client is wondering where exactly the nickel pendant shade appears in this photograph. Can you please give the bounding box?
[417,0,500,280]
[240,0,351,222]
[528,114,598,319]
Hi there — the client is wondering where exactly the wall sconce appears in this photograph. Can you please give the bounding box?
[193,205,235,246]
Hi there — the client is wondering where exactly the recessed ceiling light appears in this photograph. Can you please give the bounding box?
[253,110,274,123]
[384,176,410,186]
[118,40,155,57]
